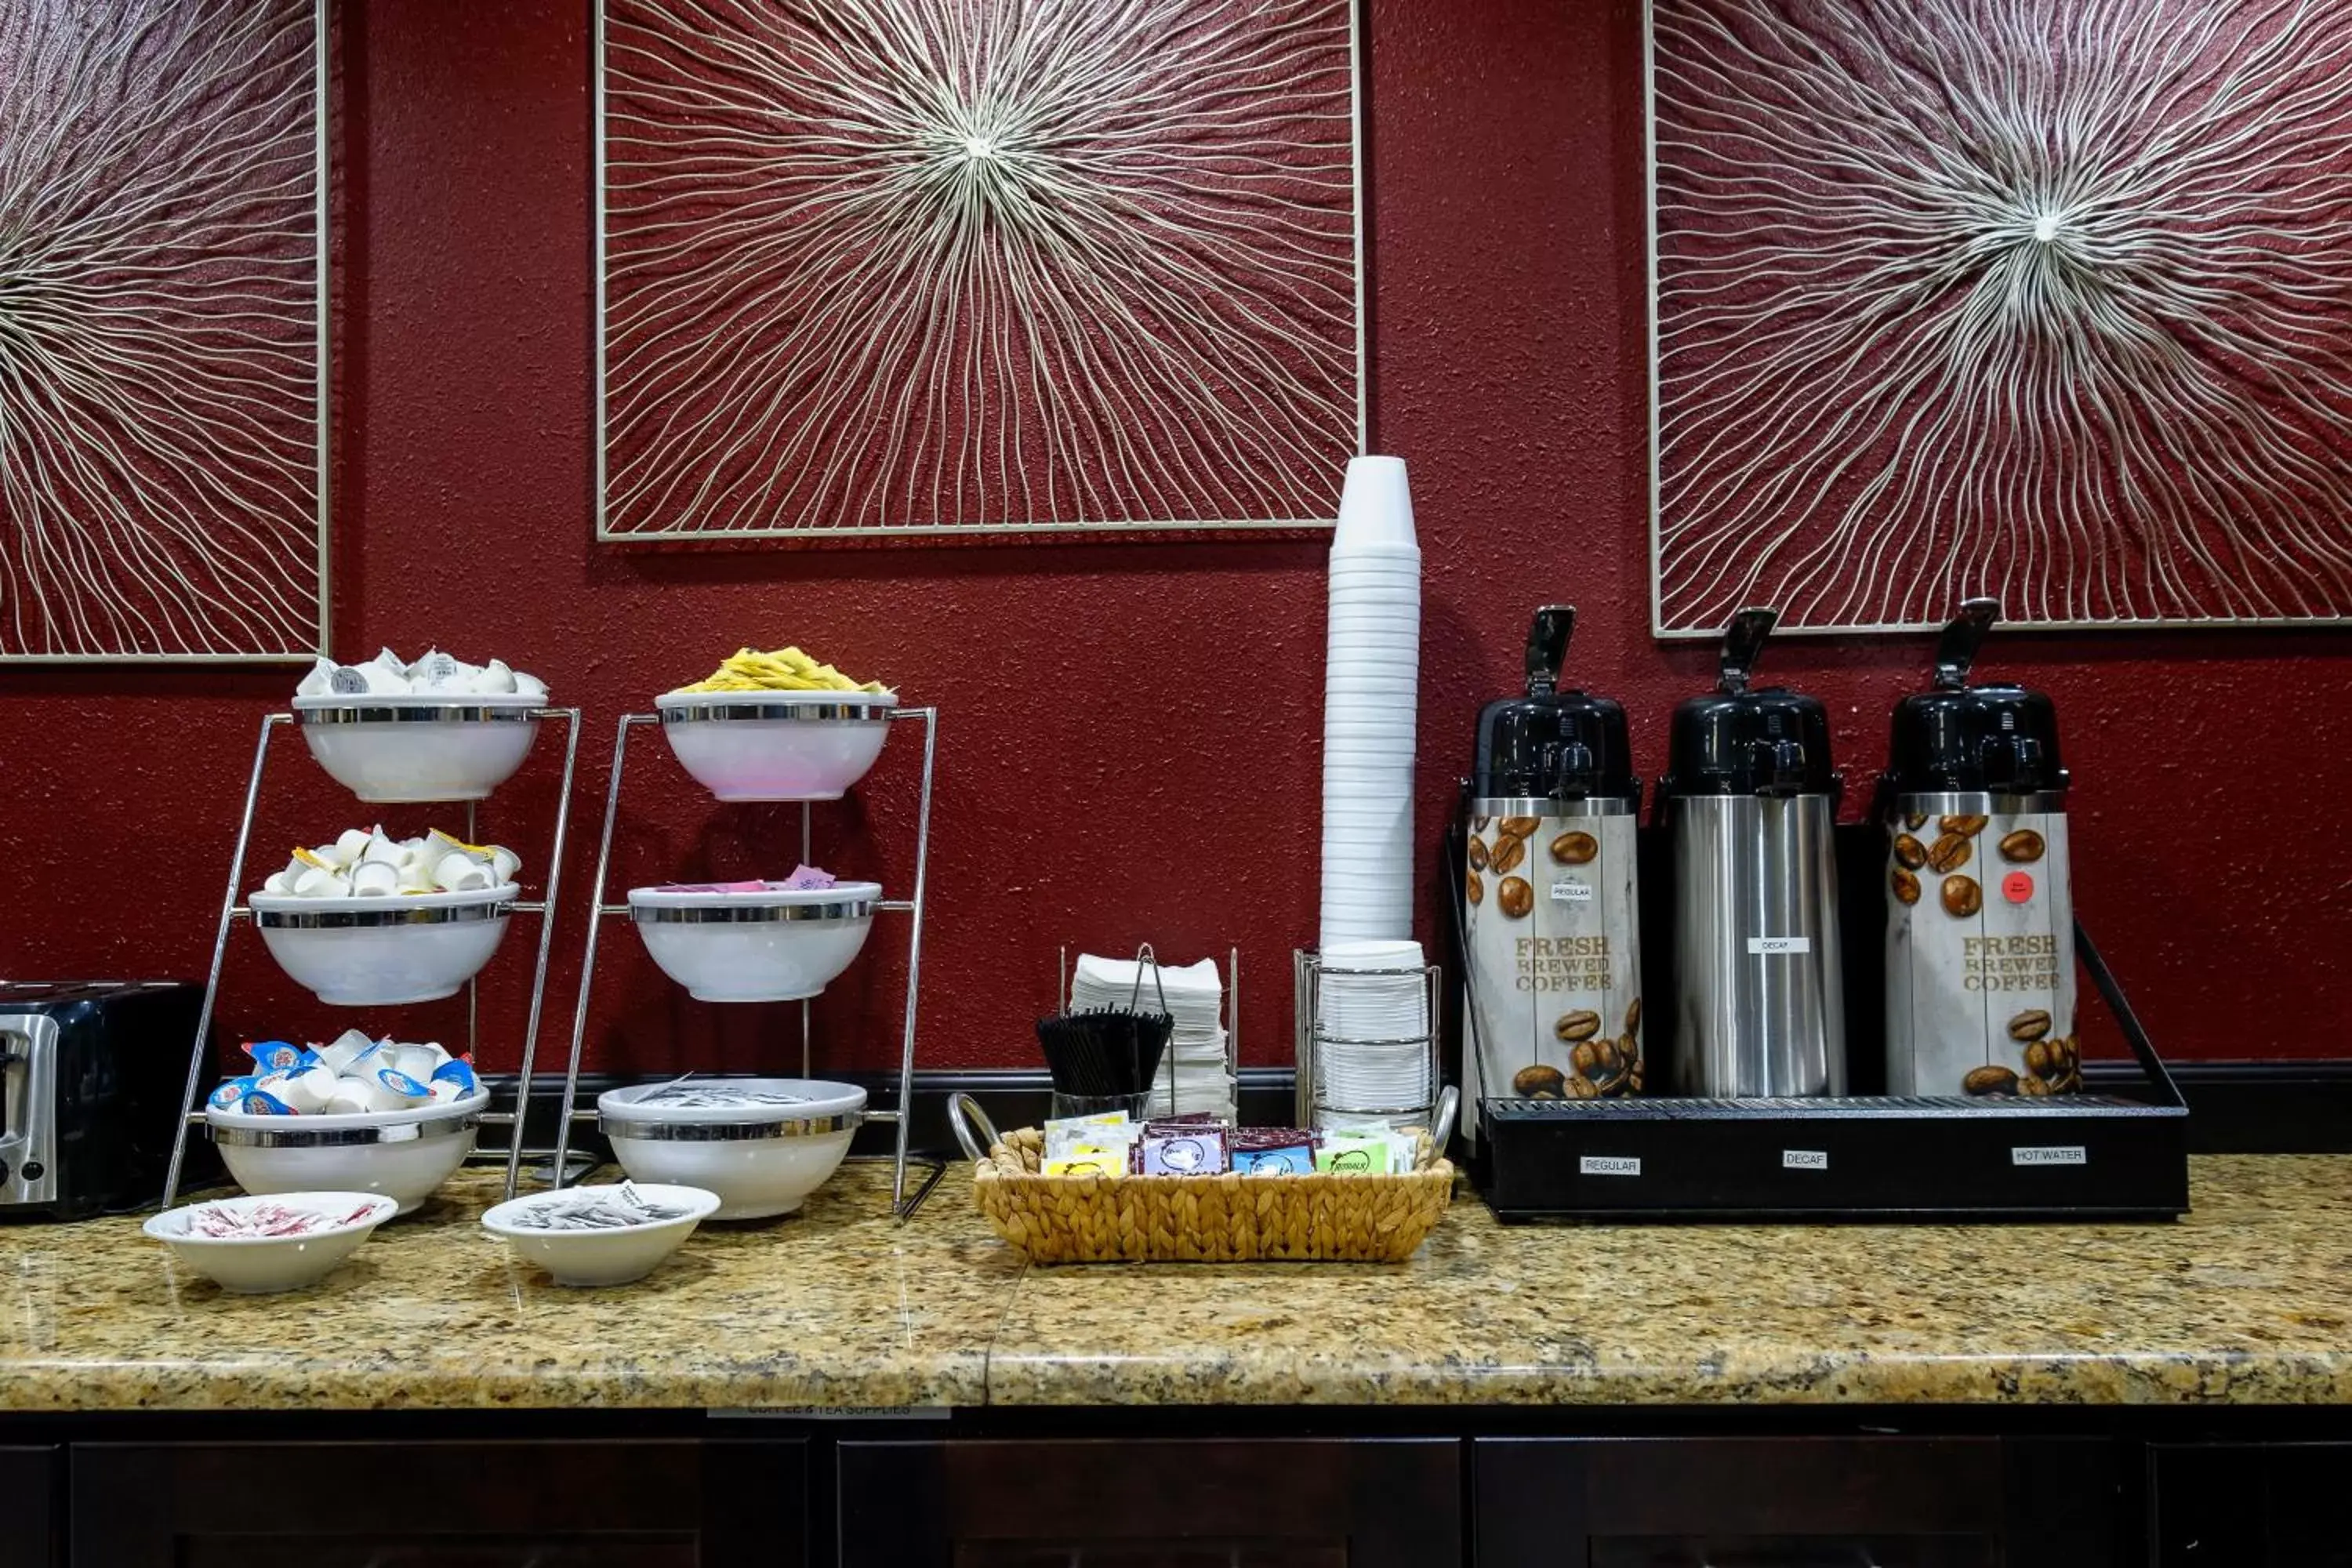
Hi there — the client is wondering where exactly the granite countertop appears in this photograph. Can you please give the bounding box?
[2,1154,2347,1411]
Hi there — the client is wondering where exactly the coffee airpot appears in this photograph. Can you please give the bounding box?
[1657,608,1846,1097]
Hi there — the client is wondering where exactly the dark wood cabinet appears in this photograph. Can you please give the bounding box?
[2151,1441,2352,1567]
[837,1438,1461,1568]
[69,1439,804,1568]
[1475,1436,2115,1568]
[0,1447,56,1568]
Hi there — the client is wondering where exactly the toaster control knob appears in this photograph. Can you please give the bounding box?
[0,1161,10,1184]
[16,1161,38,1183]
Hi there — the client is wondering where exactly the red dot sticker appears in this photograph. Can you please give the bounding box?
[2002,870,2036,904]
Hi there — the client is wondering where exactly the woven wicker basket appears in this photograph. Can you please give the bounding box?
[971,1126,1455,1264]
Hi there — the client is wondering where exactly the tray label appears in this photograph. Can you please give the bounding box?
[1747,935,1812,955]
[1579,1155,1641,1177]
[2011,1145,2088,1167]
[1781,1149,1828,1170]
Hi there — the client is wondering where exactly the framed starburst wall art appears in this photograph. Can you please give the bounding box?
[0,0,328,662]
[596,0,1365,540]
[1646,0,2352,635]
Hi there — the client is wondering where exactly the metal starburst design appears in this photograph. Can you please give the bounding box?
[1648,0,2352,633]
[597,0,1363,539]
[0,0,325,662]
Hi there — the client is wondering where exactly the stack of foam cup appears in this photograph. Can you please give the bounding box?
[1319,455,1421,951]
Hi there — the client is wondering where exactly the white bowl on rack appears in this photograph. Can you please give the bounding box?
[599,1078,866,1219]
[481,1182,720,1287]
[626,883,880,1003]
[145,1192,398,1294]
[207,1090,490,1214]
[249,885,519,1006]
[292,692,544,803]
[655,688,896,801]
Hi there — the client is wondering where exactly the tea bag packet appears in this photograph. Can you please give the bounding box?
[470,659,518,695]
[1314,1131,1414,1174]
[1232,1145,1315,1176]
[1044,1110,1138,1163]
[1140,1130,1226,1175]
[1042,1152,1124,1177]
[296,656,338,698]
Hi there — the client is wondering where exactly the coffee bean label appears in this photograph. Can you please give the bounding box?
[1782,1149,1828,1170]
[1579,1155,1641,1176]
[1460,810,1643,1137]
[1886,803,2077,1099]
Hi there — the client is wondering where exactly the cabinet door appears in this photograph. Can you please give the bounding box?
[1475,1436,2114,1568]
[838,1438,1461,1568]
[2152,1442,2352,1567]
[71,1439,803,1568]
[0,1447,56,1568]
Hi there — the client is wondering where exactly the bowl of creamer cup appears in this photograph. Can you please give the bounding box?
[481,1182,720,1287]
[294,692,546,803]
[249,885,519,1006]
[208,1087,489,1216]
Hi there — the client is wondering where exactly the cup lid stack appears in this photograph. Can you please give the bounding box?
[1319,456,1421,952]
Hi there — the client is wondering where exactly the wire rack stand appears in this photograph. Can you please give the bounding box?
[161,705,584,1210]
[550,706,944,1221]
[1292,949,1444,1131]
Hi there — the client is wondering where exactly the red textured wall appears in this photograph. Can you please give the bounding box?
[3,0,2346,1078]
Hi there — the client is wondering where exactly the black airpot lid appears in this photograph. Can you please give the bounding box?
[1883,599,2068,796]
[1469,605,1638,803]
[1659,607,1838,800]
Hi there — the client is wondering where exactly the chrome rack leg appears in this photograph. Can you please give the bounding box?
[164,712,289,1211]
[550,713,651,1191]
[800,800,812,1081]
[502,706,583,1200]
[890,706,938,1221]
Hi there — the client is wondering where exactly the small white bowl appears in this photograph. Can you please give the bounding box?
[600,1078,866,1220]
[655,688,897,801]
[145,1192,398,1294]
[626,883,880,1003]
[249,885,518,1006]
[293,692,545,803]
[207,1090,489,1214]
[481,1182,720,1287]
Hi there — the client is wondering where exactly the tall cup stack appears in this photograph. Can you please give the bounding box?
[1318,456,1421,951]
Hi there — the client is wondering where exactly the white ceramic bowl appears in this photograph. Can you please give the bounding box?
[207,1090,489,1214]
[600,1078,866,1219]
[481,1182,720,1287]
[144,1192,398,1294]
[293,692,544,803]
[250,885,518,1006]
[655,688,896,801]
[627,884,880,1003]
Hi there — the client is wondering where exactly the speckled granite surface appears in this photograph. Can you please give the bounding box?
[2,1154,2347,1410]
[0,1162,1017,1411]
[987,1154,2352,1406]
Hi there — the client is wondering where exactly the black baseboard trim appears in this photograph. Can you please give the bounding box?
[485,1060,2352,1163]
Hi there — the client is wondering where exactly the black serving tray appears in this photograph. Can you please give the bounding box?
[1472,919,2190,1224]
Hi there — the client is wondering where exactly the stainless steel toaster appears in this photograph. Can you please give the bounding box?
[0,981,212,1218]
